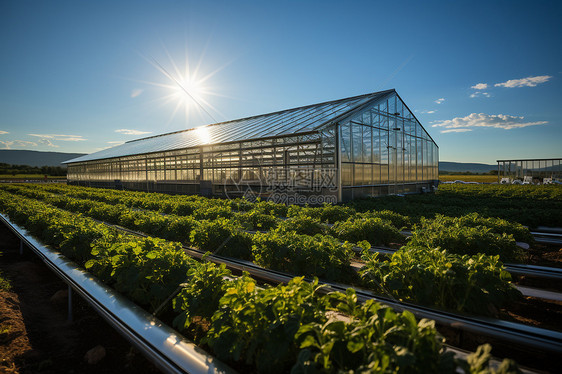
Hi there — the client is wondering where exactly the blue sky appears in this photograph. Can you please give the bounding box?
[1,0,560,164]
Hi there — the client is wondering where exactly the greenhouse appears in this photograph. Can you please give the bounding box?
[64,89,439,202]
[497,158,562,184]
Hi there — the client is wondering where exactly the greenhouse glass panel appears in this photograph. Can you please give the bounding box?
[340,123,351,162]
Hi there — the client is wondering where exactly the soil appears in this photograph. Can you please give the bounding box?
[501,296,562,332]
[0,224,161,374]
[526,243,562,268]
[516,243,562,292]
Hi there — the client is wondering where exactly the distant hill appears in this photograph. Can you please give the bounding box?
[0,150,86,167]
[439,161,496,174]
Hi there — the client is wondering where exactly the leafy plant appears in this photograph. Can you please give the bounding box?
[407,217,525,262]
[356,209,411,230]
[360,248,522,316]
[173,260,231,336]
[294,294,456,373]
[190,218,253,259]
[204,276,329,373]
[234,210,279,231]
[277,215,328,236]
[329,217,404,246]
[251,230,354,282]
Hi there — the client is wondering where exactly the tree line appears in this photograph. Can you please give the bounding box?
[0,163,66,176]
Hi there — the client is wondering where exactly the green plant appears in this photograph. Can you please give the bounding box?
[330,217,404,246]
[173,260,231,337]
[204,276,329,373]
[190,218,253,259]
[234,210,279,231]
[407,217,525,262]
[85,237,192,311]
[356,210,411,230]
[277,215,327,236]
[251,230,354,282]
[293,294,456,373]
[360,248,522,316]
[443,213,534,244]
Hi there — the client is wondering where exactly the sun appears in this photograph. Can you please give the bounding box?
[170,74,206,112]
[174,76,203,103]
[137,47,229,127]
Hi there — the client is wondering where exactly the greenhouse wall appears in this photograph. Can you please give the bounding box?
[337,93,438,201]
[67,129,339,201]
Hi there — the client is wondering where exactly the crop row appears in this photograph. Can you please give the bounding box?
[1,185,523,317]
[6,183,531,261]
[0,190,521,373]
[48,182,562,227]
[3,183,534,244]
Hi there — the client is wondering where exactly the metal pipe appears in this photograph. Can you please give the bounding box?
[0,214,235,374]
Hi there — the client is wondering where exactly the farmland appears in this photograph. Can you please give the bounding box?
[438,174,498,183]
[0,182,561,373]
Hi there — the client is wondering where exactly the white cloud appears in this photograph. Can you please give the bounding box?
[441,129,472,133]
[420,110,436,114]
[434,98,445,104]
[470,92,491,98]
[115,129,151,135]
[28,134,86,141]
[107,141,125,145]
[471,83,488,90]
[0,140,38,149]
[0,131,8,135]
[131,89,144,98]
[432,113,548,133]
[37,138,59,148]
[494,75,552,88]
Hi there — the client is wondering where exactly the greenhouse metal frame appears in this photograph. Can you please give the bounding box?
[497,158,562,183]
[65,89,439,202]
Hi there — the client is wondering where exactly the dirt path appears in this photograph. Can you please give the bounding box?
[0,224,161,374]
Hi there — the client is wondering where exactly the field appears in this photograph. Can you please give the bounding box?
[348,183,562,228]
[439,174,498,183]
[0,182,561,373]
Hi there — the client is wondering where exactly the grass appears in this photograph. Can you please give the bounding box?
[439,174,498,183]
[0,174,66,180]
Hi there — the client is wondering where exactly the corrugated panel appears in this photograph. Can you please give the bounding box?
[64,90,393,164]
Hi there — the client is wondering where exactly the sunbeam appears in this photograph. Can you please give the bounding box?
[131,46,233,127]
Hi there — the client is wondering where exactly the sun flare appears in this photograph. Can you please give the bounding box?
[137,47,229,127]
[194,126,212,144]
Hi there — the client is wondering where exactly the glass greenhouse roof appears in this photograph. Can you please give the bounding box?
[65,90,395,164]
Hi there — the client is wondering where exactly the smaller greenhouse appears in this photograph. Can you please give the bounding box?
[497,158,562,183]
[65,89,439,202]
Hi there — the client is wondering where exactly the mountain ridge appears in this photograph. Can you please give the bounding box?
[439,161,496,173]
[0,150,87,167]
